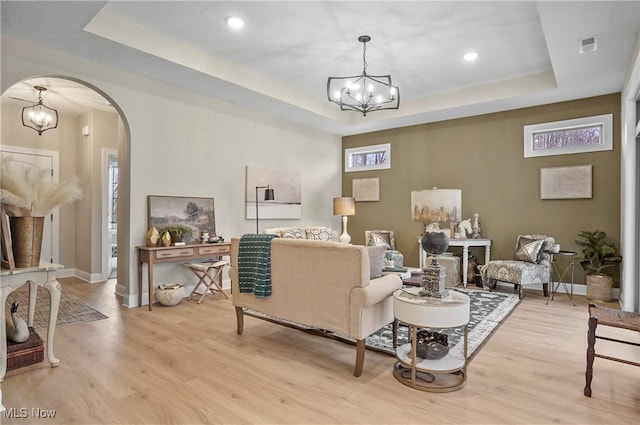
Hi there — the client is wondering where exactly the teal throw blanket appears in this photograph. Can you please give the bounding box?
[238,233,278,298]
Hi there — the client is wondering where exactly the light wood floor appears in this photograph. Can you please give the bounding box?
[2,277,639,425]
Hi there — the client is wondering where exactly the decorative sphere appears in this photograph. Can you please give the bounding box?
[421,231,449,255]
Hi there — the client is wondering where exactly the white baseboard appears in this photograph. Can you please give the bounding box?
[123,277,232,309]
[493,281,620,300]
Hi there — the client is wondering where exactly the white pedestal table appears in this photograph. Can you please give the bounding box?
[0,262,63,412]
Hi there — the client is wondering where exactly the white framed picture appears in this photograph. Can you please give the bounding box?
[352,177,380,202]
[540,165,593,199]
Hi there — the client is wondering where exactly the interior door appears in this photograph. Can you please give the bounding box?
[0,146,57,264]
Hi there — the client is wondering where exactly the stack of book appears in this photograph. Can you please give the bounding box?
[381,266,411,279]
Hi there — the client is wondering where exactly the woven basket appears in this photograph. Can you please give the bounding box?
[586,274,613,302]
[9,216,44,268]
[7,327,44,371]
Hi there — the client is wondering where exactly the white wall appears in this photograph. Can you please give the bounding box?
[1,37,343,306]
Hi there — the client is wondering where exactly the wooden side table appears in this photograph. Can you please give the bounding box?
[137,243,231,310]
[392,287,470,392]
[1,262,63,412]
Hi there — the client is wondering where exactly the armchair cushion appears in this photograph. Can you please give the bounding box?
[365,230,395,250]
[514,236,545,263]
[485,260,549,286]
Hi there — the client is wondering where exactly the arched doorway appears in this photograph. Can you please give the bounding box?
[1,76,131,298]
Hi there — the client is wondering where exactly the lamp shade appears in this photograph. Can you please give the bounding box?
[333,197,355,216]
[264,185,275,201]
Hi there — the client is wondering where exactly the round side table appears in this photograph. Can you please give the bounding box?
[392,287,470,392]
[544,249,577,306]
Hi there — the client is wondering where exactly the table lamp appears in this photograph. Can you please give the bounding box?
[333,197,355,244]
[255,184,275,233]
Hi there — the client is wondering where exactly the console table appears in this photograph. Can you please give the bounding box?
[419,237,491,287]
[136,243,231,310]
[1,262,63,412]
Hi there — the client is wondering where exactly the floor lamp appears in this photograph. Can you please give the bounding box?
[255,185,275,233]
[333,197,355,244]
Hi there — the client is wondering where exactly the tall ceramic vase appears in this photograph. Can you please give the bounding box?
[9,216,45,268]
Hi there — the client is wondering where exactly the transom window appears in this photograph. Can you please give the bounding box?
[345,143,391,172]
[524,114,613,157]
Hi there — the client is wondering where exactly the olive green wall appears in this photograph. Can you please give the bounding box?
[342,93,621,285]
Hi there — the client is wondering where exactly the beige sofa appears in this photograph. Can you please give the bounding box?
[229,237,403,376]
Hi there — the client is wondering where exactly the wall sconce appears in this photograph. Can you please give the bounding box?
[255,184,275,233]
[333,197,355,244]
[22,86,58,135]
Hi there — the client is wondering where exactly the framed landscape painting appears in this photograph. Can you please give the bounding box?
[147,195,216,242]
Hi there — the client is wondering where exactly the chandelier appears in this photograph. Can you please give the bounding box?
[22,86,58,135]
[327,35,399,116]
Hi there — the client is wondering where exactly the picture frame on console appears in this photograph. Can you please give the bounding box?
[147,195,216,242]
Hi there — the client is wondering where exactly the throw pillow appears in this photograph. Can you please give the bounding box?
[368,231,392,250]
[281,228,304,239]
[305,227,333,241]
[514,237,544,263]
[367,245,387,279]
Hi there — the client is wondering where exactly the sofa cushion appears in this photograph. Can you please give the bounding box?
[367,245,387,279]
[281,228,304,239]
[514,237,544,263]
[305,227,333,241]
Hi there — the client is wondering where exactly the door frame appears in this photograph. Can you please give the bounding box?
[101,148,118,281]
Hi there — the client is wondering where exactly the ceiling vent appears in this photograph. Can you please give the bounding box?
[578,36,598,54]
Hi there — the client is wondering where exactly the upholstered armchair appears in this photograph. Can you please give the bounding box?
[482,234,555,299]
[365,230,404,268]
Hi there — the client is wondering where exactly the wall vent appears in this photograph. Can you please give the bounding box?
[579,36,598,54]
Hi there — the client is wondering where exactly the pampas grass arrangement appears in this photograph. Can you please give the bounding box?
[1,156,83,217]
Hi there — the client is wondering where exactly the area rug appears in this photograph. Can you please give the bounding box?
[5,286,108,333]
[245,287,519,360]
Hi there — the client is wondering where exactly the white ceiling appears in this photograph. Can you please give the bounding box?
[2,1,639,136]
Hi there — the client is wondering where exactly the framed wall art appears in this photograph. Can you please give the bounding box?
[540,165,593,199]
[1,210,15,269]
[352,177,380,202]
[411,188,462,232]
[147,195,216,241]
[245,165,301,219]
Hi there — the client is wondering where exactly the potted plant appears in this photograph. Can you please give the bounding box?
[575,230,622,302]
[1,156,83,268]
[161,225,192,245]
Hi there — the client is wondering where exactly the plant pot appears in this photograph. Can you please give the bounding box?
[586,274,613,302]
[9,216,45,268]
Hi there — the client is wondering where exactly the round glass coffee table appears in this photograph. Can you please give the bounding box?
[392,287,470,392]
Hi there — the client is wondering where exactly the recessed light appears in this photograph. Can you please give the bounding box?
[463,51,478,62]
[226,16,244,29]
